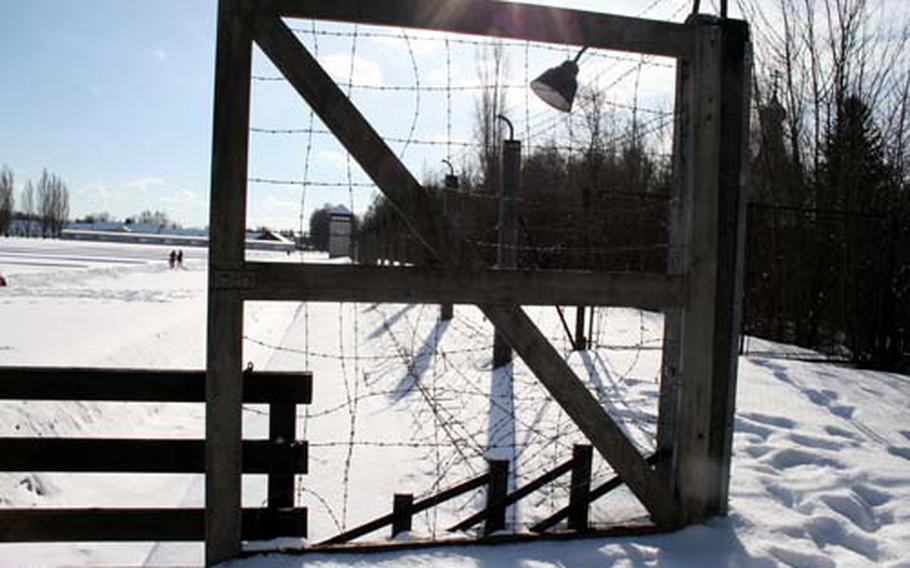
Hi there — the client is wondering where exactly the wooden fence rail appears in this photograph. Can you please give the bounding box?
[317,461,502,546]
[319,444,655,548]
[0,367,311,543]
[0,508,307,542]
[0,366,311,403]
[531,452,660,533]
[0,438,307,474]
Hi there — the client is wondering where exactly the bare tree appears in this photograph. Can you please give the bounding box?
[473,43,508,193]
[0,166,13,236]
[35,169,70,238]
[739,0,909,187]
[20,182,34,237]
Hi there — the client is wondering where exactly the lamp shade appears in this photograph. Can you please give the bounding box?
[530,60,580,113]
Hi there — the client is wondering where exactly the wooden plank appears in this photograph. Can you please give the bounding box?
[252,13,463,265]
[484,460,509,535]
[391,494,413,537]
[0,438,307,474]
[268,401,298,508]
[674,15,724,524]
[493,139,522,368]
[254,11,680,526]
[242,263,686,309]
[657,53,692,489]
[708,18,751,516]
[206,0,254,562]
[0,368,311,404]
[248,521,662,556]
[206,291,245,564]
[262,0,692,58]
[448,457,573,532]
[531,453,660,533]
[567,445,593,531]
[318,472,489,545]
[0,508,306,542]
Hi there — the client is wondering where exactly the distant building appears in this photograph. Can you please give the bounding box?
[57,223,295,253]
[245,229,296,252]
[328,205,353,258]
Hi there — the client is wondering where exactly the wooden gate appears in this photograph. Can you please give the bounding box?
[206,0,751,564]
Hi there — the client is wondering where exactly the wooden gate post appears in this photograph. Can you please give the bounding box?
[268,400,297,509]
[671,15,751,522]
[206,0,253,564]
[493,137,522,369]
[484,460,509,534]
[567,444,593,531]
[439,173,459,321]
[391,493,414,537]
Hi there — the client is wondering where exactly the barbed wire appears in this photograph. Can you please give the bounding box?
[288,26,676,69]
[250,77,674,118]
[247,10,678,540]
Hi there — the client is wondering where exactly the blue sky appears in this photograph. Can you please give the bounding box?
[1,0,699,230]
[1,1,216,227]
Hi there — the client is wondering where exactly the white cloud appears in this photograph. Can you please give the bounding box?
[368,30,442,56]
[425,65,476,88]
[122,177,165,193]
[319,53,383,86]
[162,189,197,205]
[262,195,297,209]
[318,150,349,169]
[78,183,113,202]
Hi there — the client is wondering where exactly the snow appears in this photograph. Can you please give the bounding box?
[1,236,908,567]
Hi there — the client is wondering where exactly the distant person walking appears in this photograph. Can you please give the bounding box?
[177,250,184,268]
[168,250,176,269]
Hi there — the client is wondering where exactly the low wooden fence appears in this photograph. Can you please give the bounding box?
[0,367,311,542]
[315,445,661,548]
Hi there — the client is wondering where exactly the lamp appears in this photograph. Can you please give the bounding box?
[530,46,588,112]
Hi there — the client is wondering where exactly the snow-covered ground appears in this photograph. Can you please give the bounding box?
[1,237,908,567]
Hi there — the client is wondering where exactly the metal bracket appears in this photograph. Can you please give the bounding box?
[213,270,255,290]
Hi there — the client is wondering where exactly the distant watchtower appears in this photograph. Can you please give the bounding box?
[328,204,353,259]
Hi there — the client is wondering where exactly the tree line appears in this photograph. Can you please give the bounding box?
[356,0,910,370]
[0,166,71,238]
[741,0,910,368]
[0,166,191,239]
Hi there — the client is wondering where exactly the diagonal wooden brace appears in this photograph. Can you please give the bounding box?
[253,12,463,267]
[481,304,679,527]
[252,11,681,527]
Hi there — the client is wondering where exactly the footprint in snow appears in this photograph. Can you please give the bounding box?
[767,448,845,470]
[825,425,862,441]
[735,416,774,440]
[886,446,910,462]
[819,492,880,533]
[768,545,836,568]
[852,484,891,507]
[740,411,796,430]
[805,388,856,419]
[745,444,774,458]
[790,432,848,451]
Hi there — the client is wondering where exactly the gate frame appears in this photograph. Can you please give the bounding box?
[206,1,751,564]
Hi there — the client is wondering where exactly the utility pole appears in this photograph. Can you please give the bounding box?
[440,160,457,321]
[493,115,521,368]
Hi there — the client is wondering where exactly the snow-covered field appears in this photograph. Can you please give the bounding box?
[1,237,908,568]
